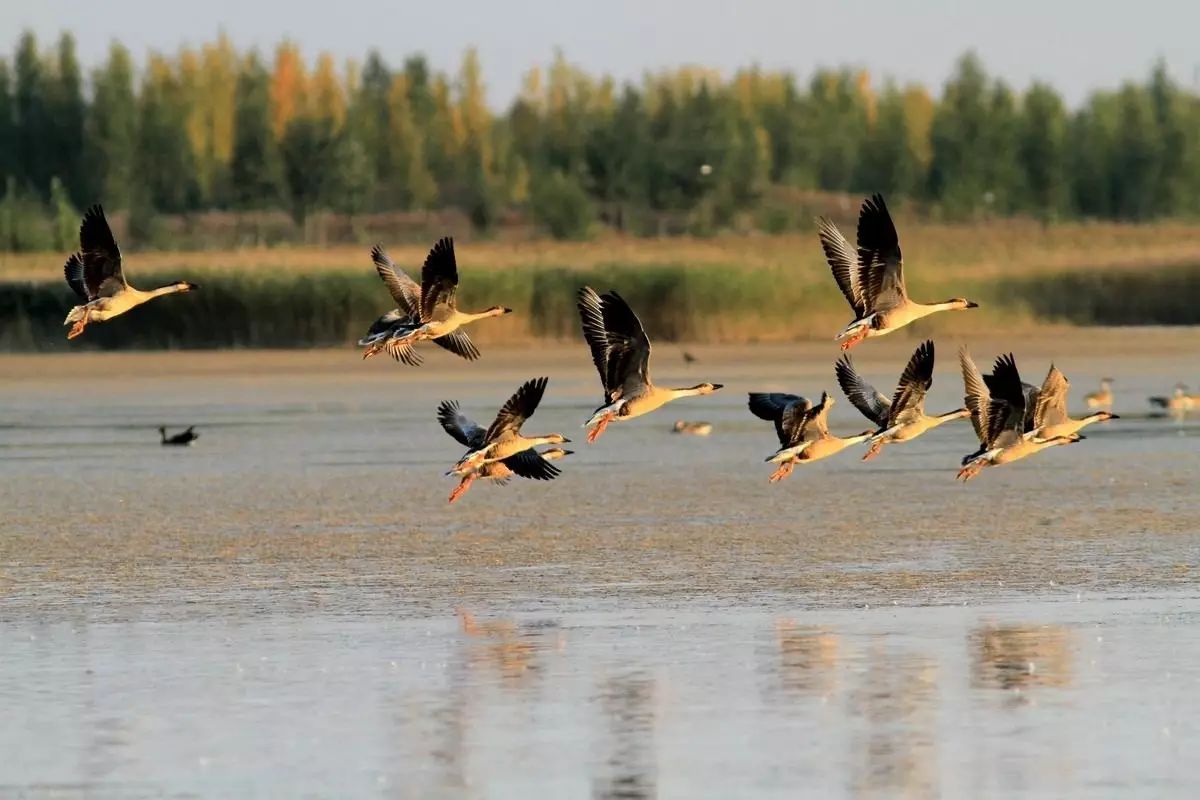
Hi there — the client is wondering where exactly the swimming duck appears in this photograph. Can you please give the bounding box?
[819,194,977,350]
[359,239,510,363]
[577,287,722,443]
[835,339,970,460]
[447,377,570,477]
[1149,384,1197,412]
[63,206,199,339]
[748,391,874,482]
[957,350,1082,481]
[437,399,571,503]
[159,426,198,446]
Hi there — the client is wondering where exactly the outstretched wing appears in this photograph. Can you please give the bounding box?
[501,449,562,481]
[420,237,458,322]
[63,252,88,301]
[437,400,487,448]
[1034,364,1071,428]
[433,330,481,361]
[803,392,833,439]
[600,291,653,398]
[834,355,890,427]
[748,392,811,447]
[818,217,865,317]
[576,286,612,398]
[371,244,421,317]
[959,347,990,445]
[856,194,906,312]
[484,376,548,443]
[985,353,1027,447]
[79,205,126,299]
[887,339,935,426]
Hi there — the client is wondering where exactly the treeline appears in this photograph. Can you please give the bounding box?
[2,31,1200,250]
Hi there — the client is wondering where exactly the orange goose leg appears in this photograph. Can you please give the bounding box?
[448,475,476,503]
[586,413,615,444]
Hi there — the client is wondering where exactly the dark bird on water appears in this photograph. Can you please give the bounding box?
[160,426,199,446]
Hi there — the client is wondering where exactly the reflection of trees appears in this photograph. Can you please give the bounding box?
[592,673,656,800]
[847,643,939,799]
[970,624,1074,691]
[774,620,840,697]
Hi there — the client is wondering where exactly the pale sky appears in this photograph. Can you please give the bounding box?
[4,0,1198,107]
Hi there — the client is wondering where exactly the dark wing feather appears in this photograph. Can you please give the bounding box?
[748,392,811,447]
[64,252,87,300]
[371,244,421,317]
[433,330,481,361]
[502,449,562,481]
[484,376,548,443]
[856,194,906,312]
[576,286,612,398]
[437,400,487,448]
[818,217,865,317]
[834,355,890,427]
[985,353,1026,446]
[599,291,652,396]
[79,205,126,298]
[887,340,935,425]
[419,237,458,321]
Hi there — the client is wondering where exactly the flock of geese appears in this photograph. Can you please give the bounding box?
[60,196,1189,502]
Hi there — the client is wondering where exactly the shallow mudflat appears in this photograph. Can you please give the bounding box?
[2,330,1199,796]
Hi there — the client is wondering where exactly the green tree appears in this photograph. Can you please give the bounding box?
[1110,84,1162,220]
[1068,92,1118,218]
[47,33,85,203]
[230,54,282,208]
[0,61,13,186]
[531,169,594,239]
[13,32,50,196]
[85,43,137,209]
[136,55,199,213]
[855,83,919,198]
[1019,82,1068,221]
[280,114,338,225]
[928,53,992,215]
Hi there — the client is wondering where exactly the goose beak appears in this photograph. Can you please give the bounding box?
[966,301,979,308]
[502,307,513,314]
[712,384,725,391]
[1108,413,1121,420]
[560,437,572,443]
[560,449,575,456]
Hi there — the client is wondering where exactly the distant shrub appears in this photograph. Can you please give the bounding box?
[531,171,595,240]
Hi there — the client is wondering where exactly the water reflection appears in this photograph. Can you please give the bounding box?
[970,624,1074,692]
[773,620,840,697]
[457,607,565,687]
[592,673,657,800]
[846,642,939,798]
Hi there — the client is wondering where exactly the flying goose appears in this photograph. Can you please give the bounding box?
[358,239,510,363]
[748,391,873,482]
[159,426,198,446]
[577,287,722,443]
[835,339,969,460]
[957,349,1082,481]
[1029,364,1118,439]
[63,205,199,339]
[1084,378,1114,410]
[819,194,977,350]
[447,377,570,476]
[437,399,571,503]
[1149,384,1197,412]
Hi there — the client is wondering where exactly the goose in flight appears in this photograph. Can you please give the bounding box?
[1028,364,1118,439]
[437,399,571,503]
[957,350,1082,481]
[358,239,510,363]
[447,377,570,477]
[577,287,722,443]
[835,339,970,460]
[159,426,198,446]
[747,391,873,483]
[63,205,199,339]
[819,194,977,350]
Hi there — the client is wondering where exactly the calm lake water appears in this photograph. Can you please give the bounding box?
[2,333,1199,797]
